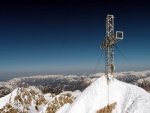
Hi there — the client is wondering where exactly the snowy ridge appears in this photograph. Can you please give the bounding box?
[0,86,81,113]
[0,86,47,113]
[40,90,81,113]
[57,76,150,113]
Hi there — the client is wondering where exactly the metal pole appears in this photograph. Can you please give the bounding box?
[100,15,123,82]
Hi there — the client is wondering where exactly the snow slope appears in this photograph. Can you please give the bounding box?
[0,86,81,113]
[0,86,47,113]
[40,90,81,113]
[57,76,150,113]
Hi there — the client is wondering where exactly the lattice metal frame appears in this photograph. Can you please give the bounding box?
[100,15,123,81]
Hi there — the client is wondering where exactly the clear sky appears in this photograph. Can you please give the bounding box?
[0,0,150,80]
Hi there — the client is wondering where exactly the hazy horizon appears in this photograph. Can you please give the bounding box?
[1,69,150,81]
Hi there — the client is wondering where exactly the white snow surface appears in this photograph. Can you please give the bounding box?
[44,93,53,102]
[58,76,150,113]
[59,90,81,98]
[40,90,81,113]
[0,86,46,113]
[56,103,71,113]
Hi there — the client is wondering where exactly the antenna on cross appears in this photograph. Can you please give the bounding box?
[100,15,123,83]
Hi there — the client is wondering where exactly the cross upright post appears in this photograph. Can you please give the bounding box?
[100,15,123,82]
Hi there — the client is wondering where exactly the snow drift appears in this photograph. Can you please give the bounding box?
[57,76,150,113]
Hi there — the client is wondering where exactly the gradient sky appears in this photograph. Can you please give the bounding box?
[0,0,150,80]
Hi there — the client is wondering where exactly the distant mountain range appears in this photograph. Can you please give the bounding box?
[0,70,150,98]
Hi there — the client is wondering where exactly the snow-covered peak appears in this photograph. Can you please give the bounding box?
[57,76,150,113]
[0,86,81,113]
[40,90,81,113]
[0,86,47,113]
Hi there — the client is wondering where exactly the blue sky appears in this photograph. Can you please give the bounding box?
[0,0,150,80]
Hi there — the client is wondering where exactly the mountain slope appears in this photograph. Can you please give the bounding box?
[0,86,47,113]
[57,76,150,113]
[0,86,81,113]
[40,90,81,113]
